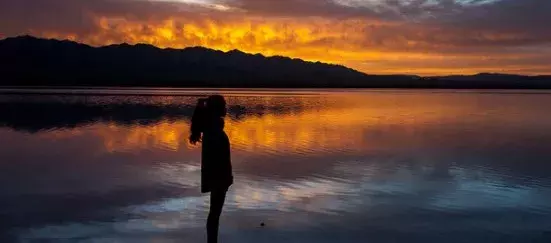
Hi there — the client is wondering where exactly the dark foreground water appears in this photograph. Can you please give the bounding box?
[1,89,551,243]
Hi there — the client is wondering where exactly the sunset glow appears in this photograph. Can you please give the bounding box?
[2,0,550,75]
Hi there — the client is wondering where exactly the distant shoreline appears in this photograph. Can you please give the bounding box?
[2,36,551,90]
[2,87,551,97]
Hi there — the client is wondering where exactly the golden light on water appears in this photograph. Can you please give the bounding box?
[74,94,477,154]
[96,121,190,152]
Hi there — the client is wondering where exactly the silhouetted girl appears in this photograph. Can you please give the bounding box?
[190,95,233,243]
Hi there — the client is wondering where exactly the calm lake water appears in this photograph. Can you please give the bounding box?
[1,89,551,243]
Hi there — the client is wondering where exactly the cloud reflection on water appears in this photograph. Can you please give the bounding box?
[1,91,551,242]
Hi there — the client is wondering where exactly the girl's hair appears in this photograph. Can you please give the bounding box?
[189,95,226,144]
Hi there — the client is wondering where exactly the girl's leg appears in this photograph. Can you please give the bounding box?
[207,187,228,243]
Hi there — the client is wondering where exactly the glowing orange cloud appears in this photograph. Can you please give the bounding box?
[35,15,551,76]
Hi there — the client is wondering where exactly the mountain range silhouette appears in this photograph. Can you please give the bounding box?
[1,36,550,89]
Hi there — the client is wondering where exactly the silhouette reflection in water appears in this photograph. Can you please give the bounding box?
[190,95,234,243]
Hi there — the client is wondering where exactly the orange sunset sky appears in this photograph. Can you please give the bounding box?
[1,0,550,75]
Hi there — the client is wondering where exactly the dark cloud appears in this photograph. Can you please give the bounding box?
[236,0,551,46]
[433,0,551,44]
[0,0,207,36]
[227,0,377,18]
